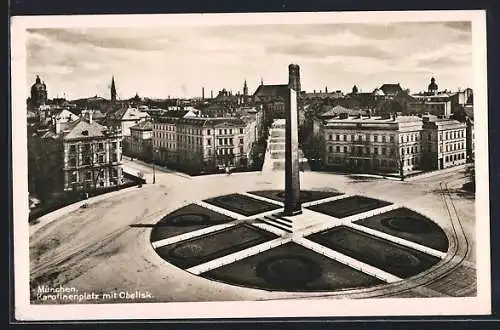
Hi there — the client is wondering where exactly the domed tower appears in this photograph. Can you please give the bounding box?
[30,75,48,107]
[428,77,438,95]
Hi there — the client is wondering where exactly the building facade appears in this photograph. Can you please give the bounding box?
[152,117,248,172]
[127,120,153,161]
[322,114,423,174]
[62,118,123,192]
[421,116,467,170]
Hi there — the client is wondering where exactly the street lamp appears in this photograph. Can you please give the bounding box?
[152,148,159,184]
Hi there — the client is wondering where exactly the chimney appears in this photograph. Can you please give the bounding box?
[202,87,205,100]
[211,90,214,99]
[89,111,93,124]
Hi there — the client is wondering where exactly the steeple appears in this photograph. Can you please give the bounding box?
[111,76,117,102]
[243,79,248,96]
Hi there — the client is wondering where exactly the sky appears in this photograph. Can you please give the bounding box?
[26,21,473,100]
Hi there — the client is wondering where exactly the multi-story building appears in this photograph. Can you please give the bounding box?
[152,116,247,171]
[421,116,467,170]
[62,118,123,191]
[322,114,423,174]
[128,120,153,161]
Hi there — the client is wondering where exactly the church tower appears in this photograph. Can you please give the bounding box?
[243,79,248,96]
[111,76,117,101]
[30,75,48,107]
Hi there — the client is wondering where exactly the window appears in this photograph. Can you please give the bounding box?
[71,172,77,183]
[374,147,379,155]
[239,146,244,154]
[351,134,355,141]
[224,129,227,134]
[98,155,104,163]
[390,135,394,142]
[219,129,222,135]
[229,138,233,145]
[336,135,340,141]
[358,135,363,141]
[229,129,233,134]
[382,135,386,143]
[407,147,410,154]
[391,148,395,155]
[69,158,76,167]
[328,146,333,153]
[344,146,348,153]
[69,144,76,153]
[336,146,340,153]
[343,135,347,141]
[329,134,333,141]
[85,171,92,180]
[111,142,117,150]
[219,138,223,145]
[382,147,386,155]
[230,148,233,155]
[207,138,211,146]
[207,129,211,135]
[374,135,378,142]
[428,133,431,140]
[208,149,212,156]
[224,138,228,145]
[240,128,244,134]
[239,138,244,145]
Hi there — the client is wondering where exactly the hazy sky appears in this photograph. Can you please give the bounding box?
[26,21,473,100]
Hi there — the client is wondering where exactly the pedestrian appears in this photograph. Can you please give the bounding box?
[226,166,231,175]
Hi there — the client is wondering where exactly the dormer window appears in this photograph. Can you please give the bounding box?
[82,130,89,136]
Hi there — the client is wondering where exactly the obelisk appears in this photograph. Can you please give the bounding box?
[284,64,302,216]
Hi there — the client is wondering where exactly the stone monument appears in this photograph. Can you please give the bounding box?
[284,64,302,216]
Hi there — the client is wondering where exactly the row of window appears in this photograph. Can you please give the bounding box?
[445,153,466,163]
[441,129,465,141]
[68,141,119,153]
[69,168,120,183]
[327,145,397,156]
[327,133,396,143]
[444,142,465,152]
[68,153,120,167]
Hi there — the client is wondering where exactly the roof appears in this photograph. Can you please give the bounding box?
[380,83,404,95]
[178,117,246,127]
[160,110,190,118]
[324,115,422,125]
[54,108,79,120]
[320,105,366,117]
[107,107,149,121]
[130,120,153,131]
[62,118,108,140]
[253,84,289,98]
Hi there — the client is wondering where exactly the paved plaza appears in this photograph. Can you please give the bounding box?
[29,154,476,302]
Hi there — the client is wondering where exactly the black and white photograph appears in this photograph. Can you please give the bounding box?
[11,10,490,320]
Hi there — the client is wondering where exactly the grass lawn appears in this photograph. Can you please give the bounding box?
[155,224,277,269]
[203,242,383,291]
[306,195,392,218]
[248,190,343,204]
[150,203,236,242]
[354,208,449,252]
[204,193,281,216]
[307,226,441,278]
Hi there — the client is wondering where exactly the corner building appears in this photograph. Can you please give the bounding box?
[323,114,423,174]
[153,117,247,171]
[421,116,467,170]
[62,118,123,191]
